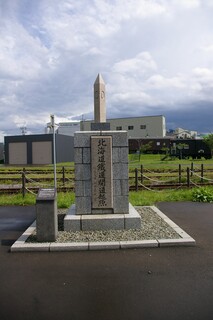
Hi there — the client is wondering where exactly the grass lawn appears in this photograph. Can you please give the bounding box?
[129,189,195,206]
[0,192,75,208]
[1,186,212,207]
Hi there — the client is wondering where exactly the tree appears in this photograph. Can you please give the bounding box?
[140,142,152,154]
[138,142,152,161]
[160,146,170,160]
[204,134,213,156]
[161,146,170,155]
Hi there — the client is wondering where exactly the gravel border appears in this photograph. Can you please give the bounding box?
[27,206,181,243]
[11,206,196,252]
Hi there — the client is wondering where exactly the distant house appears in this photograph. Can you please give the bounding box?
[4,134,74,165]
[169,128,197,139]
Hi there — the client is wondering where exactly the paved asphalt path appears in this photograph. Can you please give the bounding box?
[0,202,213,320]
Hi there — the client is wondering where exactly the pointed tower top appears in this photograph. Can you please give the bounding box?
[91,72,110,129]
[94,73,105,85]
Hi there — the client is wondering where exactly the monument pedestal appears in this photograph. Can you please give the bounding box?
[64,203,141,231]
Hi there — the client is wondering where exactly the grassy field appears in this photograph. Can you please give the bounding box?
[1,154,213,170]
[128,154,213,169]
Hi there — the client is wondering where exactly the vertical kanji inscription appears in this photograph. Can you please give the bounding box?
[91,136,113,209]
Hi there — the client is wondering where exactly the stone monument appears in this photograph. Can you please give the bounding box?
[64,74,141,231]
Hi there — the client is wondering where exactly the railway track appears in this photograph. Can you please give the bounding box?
[1,183,213,194]
[0,163,213,194]
[0,185,75,194]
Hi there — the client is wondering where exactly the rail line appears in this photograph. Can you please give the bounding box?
[1,183,213,194]
[0,185,75,194]
[1,163,213,195]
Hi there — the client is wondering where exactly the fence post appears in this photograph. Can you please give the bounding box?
[187,167,190,188]
[140,165,144,184]
[179,164,181,183]
[191,162,194,177]
[22,171,26,197]
[135,168,138,192]
[201,164,204,183]
[62,166,65,186]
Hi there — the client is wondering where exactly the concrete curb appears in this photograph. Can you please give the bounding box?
[149,206,196,247]
[10,206,196,252]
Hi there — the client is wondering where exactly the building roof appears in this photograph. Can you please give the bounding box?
[82,115,165,122]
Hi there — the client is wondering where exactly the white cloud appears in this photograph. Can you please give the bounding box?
[201,44,213,52]
[111,91,153,105]
[1,0,213,139]
[108,52,158,107]
[193,67,213,80]
[112,52,157,76]
[88,0,167,25]
[82,47,103,56]
[0,23,50,81]
[171,0,200,9]
[190,68,213,101]
[146,74,186,89]
[203,0,213,7]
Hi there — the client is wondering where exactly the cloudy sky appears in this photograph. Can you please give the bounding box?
[1,0,213,141]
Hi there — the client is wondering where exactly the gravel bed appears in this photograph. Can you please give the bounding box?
[28,206,181,243]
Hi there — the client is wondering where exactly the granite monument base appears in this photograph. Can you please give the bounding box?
[64,203,141,232]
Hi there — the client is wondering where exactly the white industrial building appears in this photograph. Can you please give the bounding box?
[81,115,166,138]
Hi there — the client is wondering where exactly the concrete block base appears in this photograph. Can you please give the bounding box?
[64,203,141,231]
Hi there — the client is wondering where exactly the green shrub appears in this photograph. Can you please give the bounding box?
[192,188,213,203]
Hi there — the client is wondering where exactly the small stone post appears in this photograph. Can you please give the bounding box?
[36,188,57,242]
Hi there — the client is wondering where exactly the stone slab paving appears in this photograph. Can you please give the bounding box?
[10,206,196,252]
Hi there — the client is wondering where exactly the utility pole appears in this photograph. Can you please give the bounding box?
[50,114,57,192]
